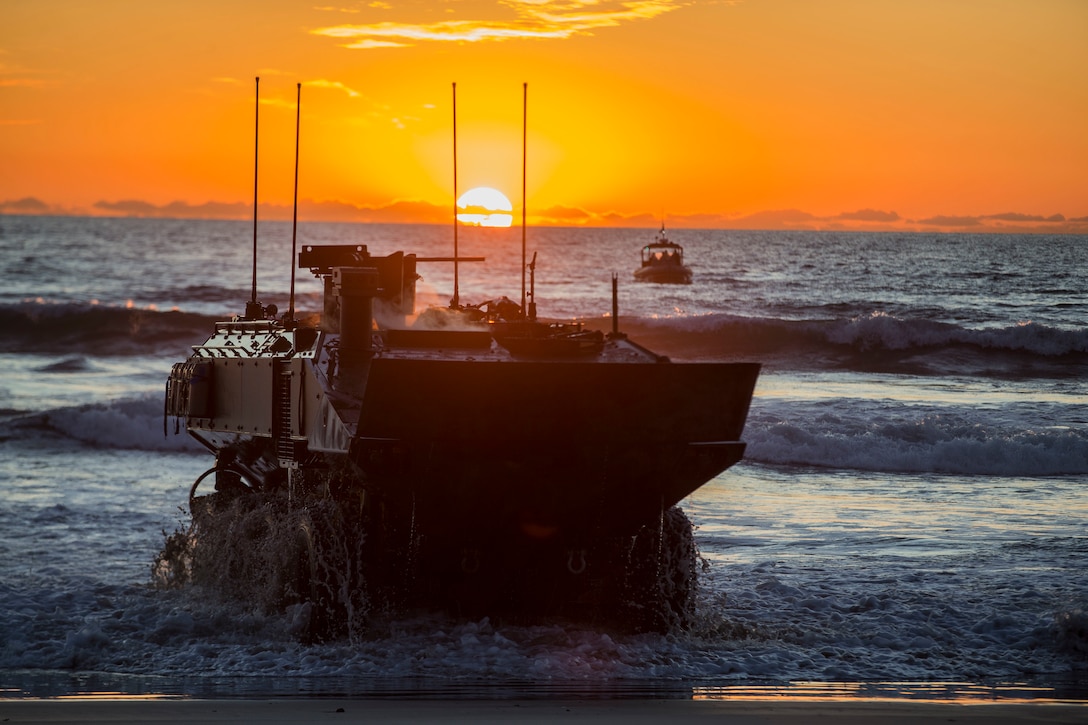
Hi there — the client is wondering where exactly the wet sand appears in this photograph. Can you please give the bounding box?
[1,699,1085,724]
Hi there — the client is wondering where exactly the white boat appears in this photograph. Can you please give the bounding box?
[634,224,693,284]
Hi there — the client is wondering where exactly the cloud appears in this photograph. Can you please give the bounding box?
[307,199,450,224]
[911,211,1078,230]
[0,197,60,214]
[312,0,686,48]
[339,38,409,49]
[93,199,250,219]
[0,78,50,88]
[738,209,817,224]
[835,209,900,222]
[94,199,159,215]
[599,211,658,227]
[983,212,1065,223]
[86,197,452,224]
[307,79,364,97]
[529,205,668,227]
[535,204,592,221]
[916,215,982,227]
[0,59,56,88]
[667,213,730,228]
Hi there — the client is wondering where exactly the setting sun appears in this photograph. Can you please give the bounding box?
[457,186,513,227]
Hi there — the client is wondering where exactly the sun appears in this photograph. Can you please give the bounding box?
[457,187,514,228]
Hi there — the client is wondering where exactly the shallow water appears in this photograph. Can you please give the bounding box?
[0,216,1085,699]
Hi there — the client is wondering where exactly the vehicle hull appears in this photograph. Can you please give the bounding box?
[163,244,760,633]
[351,357,758,538]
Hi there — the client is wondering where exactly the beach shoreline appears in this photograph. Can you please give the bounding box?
[2,697,1087,724]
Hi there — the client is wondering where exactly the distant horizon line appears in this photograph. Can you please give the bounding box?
[3,196,1087,235]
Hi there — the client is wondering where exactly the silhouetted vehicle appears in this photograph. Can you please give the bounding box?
[164,243,758,637]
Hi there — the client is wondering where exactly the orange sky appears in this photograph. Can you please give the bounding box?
[2,0,1087,232]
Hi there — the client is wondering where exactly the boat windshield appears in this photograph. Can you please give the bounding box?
[642,244,684,265]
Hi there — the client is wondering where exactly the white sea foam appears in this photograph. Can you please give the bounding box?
[6,395,202,452]
[825,313,1088,356]
[744,400,1088,476]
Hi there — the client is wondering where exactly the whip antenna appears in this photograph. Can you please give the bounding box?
[521,82,527,317]
[287,82,301,328]
[452,81,459,308]
[245,76,263,320]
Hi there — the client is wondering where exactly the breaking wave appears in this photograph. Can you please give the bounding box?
[0,394,201,452]
[0,301,220,356]
[620,313,1088,376]
[744,401,1088,476]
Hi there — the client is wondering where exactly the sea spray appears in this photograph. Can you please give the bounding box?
[153,487,372,643]
[153,479,703,640]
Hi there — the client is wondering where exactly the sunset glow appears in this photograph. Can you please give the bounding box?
[1,1,1086,232]
[457,186,514,227]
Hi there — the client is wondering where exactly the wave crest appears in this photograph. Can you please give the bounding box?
[826,312,1086,357]
[0,301,220,355]
[2,394,201,452]
[616,313,1087,376]
[745,406,1088,476]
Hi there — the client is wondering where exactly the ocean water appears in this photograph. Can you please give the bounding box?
[1,215,1086,701]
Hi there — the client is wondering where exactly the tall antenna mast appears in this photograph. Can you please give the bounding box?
[245,76,263,320]
[521,82,527,316]
[451,81,460,308]
[287,82,301,328]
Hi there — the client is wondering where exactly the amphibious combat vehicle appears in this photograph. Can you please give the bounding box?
[159,79,758,637]
[162,243,758,636]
